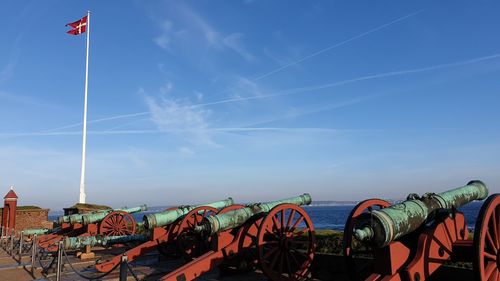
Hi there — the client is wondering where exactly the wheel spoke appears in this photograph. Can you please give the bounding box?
[111,215,117,225]
[117,215,124,226]
[486,230,497,254]
[262,240,278,246]
[289,250,301,268]
[270,251,281,270]
[293,227,310,237]
[485,262,496,280]
[272,215,282,234]
[285,251,292,278]
[264,246,279,259]
[491,207,499,249]
[496,205,500,249]
[278,250,284,274]
[286,210,296,231]
[120,218,128,228]
[484,251,497,261]
[104,220,113,228]
[265,228,281,240]
[281,209,285,231]
[290,216,304,232]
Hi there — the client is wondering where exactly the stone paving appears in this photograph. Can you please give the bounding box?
[0,241,476,281]
[0,243,272,281]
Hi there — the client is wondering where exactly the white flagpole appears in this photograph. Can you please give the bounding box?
[79,11,90,204]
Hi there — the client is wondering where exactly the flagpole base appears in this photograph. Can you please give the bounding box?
[79,192,86,204]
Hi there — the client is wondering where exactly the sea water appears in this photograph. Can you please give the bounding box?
[48,201,483,231]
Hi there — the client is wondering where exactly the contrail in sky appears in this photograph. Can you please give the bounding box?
[39,52,500,134]
[0,127,347,138]
[190,53,500,106]
[40,10,422,133]
[252,10,424,81]
[44,112,149,132]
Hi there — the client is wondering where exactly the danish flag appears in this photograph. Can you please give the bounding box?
[66,16,88,35]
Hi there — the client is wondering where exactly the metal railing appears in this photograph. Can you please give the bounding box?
[0,229,138,280]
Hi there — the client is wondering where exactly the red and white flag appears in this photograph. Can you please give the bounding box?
[66,16,88,35]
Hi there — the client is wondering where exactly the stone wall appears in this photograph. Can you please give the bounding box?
[0,208,52,231]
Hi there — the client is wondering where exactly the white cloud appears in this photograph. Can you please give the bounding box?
[194,91,204,102]
[223,33,255,63]
[152,4,255,62]
[179,5,220,47]
[179,146,195,158]
[153,20,173,50]
[160,82,173,95]
[145,94,213,145]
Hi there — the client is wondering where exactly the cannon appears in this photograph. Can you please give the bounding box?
[342,180,500,281]
[93,198,237,273]
[36,204,147,250]
[143,198,234,229]
[62,234,149,250]
[159,194,315,281]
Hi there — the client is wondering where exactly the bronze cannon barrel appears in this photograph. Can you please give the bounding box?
[22,227,61,236]
[195,193,312,235]
[143,198,234,229]
[81,205,147,225]
[353,180,488,248]
[62,234,148,250]
[57,205,147,225]
[57,210,109,225]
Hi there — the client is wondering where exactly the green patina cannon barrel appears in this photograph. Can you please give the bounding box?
[63,234,148,250]
[354,180,489,248]
[81,205,147,225]
[57,205,147,225]
[143,198,234,229]
[57,209,109,225]
[22,227,61,236]
[195,193,312,235]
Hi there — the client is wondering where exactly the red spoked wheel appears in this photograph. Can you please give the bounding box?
[257,203,315,281]
[474,194,500,281]
[342,198,391,280]
[157,221,183,258]
[177,206,218,259]
[99,211,137,236]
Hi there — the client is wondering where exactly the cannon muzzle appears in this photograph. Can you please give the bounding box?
[143,198,234,229]
[195,193,312,235]
[353,180,488,248]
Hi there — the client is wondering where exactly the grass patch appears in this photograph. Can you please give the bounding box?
[313,229,344,254]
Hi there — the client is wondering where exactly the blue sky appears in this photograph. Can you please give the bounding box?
[0,0,499,209]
